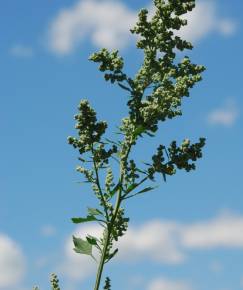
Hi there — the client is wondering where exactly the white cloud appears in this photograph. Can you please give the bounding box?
[47,0,236,55]
[59,224,102,282]
[116,220,185,264]
[181,212,243,249]
[207,100,239,127]
[147,277,192,290]
[59,211,243,284]
[35,256,49,268]
[40,225,57,237]
[47,0,137,55]
[9,45,34,58]
[177,1,236,43]
[0,234,26,289]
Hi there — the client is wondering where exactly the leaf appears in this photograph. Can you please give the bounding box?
[88,207,103,216]
[118,82,132,92]
[145,131,155,137]
[133,125,145,138]
[105,138,120,146]
[106,248,118,262]
[108,182,121,198]
[125,186,158,199]
[125,183,138,194]
[73,236,92,255]
[136,168,148,174]
[71,215,97,224]
[135,186,156,194]
[86,235,98,246]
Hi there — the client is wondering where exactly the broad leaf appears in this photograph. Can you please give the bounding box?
[73,236,92,256]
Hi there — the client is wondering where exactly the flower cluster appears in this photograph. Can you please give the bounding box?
[148,138,206,180]
[89,49,127,84]
[68,100,107,154]
[50,274,61,290]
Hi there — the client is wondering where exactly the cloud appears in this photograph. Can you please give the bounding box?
[207,100,239,127]
[59,211,243,284]
[147,277,192,290]
[58,224,102,282]
[47,0,137,55]
[116,220,185,264]
[47,0,236,55]
[40,225,57,237]
[0,234,26,289]
[181,211,243,249]
[9,45,34,58]
[177,1,236,43]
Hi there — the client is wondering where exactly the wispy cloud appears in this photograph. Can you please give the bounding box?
[209,260,223,273]
[181,211,243,249]
[116,220,184,264]
[0,234,26,289]
[9,44,34,58]
[47,0,236,55]
[177,1,236,43]
[47,0,137,55]
[40,225,57,237]
[147,277,193,290]
[207,100,239,127]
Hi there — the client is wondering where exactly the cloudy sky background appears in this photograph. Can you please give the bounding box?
[0,0,242,290]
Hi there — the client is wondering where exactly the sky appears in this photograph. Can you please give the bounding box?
[0,0,243,290]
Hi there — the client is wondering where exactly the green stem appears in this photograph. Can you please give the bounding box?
[91,145,109,221]
[93,142,133,290]
[93,185,123,290]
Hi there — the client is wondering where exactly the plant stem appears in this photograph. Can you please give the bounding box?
[93,184,123,290]
[93,226,110,290]
[93,141,132,290]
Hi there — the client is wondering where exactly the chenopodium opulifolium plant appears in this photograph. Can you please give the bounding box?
[69,1,206,290]
[37,1,206,290]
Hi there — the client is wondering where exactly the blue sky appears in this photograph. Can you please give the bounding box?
[0,1,243,290]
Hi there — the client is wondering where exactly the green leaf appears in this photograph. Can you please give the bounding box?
[108,182,121,198]
[88,207,103,216]
[118,83,132,92]
[135,186,156,194]
[125,186,158,199]
[145,131,155,137]
[86,235,98,246]
[125,183,138,194]
[73,236,92,255]
[106,248,118,262]
[133,125,145,137]
[71,215,97,224]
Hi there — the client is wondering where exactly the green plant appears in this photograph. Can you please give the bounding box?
[34,1,206,289]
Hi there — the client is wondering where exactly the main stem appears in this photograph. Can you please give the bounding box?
[93,184,123,290]
[93,142,133,290]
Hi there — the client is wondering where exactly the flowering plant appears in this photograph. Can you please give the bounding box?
[34,1,206,289]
